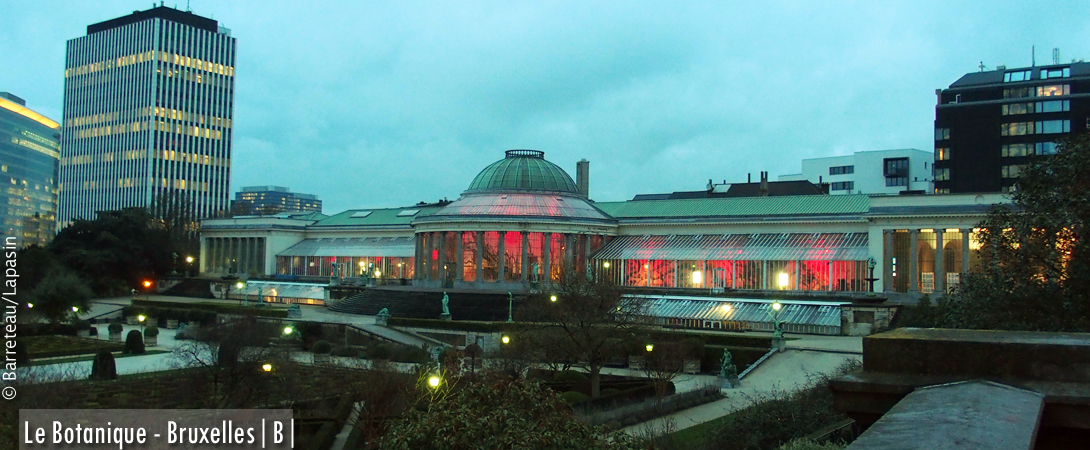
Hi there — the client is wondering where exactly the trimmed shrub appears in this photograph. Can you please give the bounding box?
[108,322,123,334]
[559,391,590,404]
[368,344,392,360]
[144,326,159,337]
[330,345,358,357]
[89,350,117,380]
[554,370,588,382]
[123,330,145,355]
[311,340,332,354]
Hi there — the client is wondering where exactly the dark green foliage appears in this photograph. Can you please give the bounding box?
[144,326,159,337]
[560,390,590,404]
[367,343,392,360]
[329,345,358,357]
[123,330,145,355]
[25,269,93,323]
[928,133,1090,331]
[108,322,123,334]
[311,340,332,354]
[376,378,643,450]
[89,350,118,380]
[554,369,589,382]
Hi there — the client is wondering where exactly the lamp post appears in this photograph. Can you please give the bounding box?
[236,282,245,306]
[138,314,146,333]
[767,301,785,351]
[507,292,514,323]
[185,256,194,277]
[864,257,879,296]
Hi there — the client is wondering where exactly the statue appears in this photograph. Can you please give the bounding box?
[719,348,739,387]
[375,307,391,326]
[531,262,539,283]
[377,307,390,317]
[440,293,452,321]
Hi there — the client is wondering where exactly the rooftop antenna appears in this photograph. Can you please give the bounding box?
[186,0,190,12]
[978,61,985,72]
[1032,45,1036,67]
[1053,48,1060,65]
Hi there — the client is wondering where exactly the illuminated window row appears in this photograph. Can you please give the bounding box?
[1000,120,1071,136]
[67,106,230,129]
[155,149,228,167]
[1003,84,1070,99]
[61,149,146,166]
[21,130,59,149]
[1001,142,1058,157]
[72,120,225,140]
[65,50,234,78]
[936,147,950,161]
[10,137,60,159]
[159,178,210,192]
[1002,100,1070,115]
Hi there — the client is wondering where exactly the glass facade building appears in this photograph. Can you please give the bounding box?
[0,93,61,248]
[59,6,236,227]
[232,185,322,214]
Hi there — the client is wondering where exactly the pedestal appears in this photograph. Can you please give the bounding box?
[440,313,452,322]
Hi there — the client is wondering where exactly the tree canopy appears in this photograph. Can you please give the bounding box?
[938,132,1090,331]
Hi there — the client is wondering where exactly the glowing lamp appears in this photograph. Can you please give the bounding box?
[283,326,293,335]
[236,282,244,289]
[428,376,441,388]
[26,303,33,308]
[501,335,510,344]
[772,301,782,311]
[550,295,557,302]
[138,315,146,322]
[691,271,703,285]
[721,304,731,312]
[186,256,194,263]
[262,364,272,372]
[71,306,78,312]
[143,280,152,288]
[375,270,381,277]
[603,261,610,268]
[778,272,789,289]
[645,344,654,352]
[359,261,365,267]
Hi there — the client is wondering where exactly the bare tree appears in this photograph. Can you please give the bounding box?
[515,273,650,398]
[171,316,289,407]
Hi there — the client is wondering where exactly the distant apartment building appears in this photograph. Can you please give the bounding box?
[232,186,322,214]
[778,149,934,195]
[934,60,1090,193]
[0,92,60,247]
[58,6,236,227]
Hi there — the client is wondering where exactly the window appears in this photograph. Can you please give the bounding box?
[1037,84,1069,97]
[831,181,854,191]
[935,188,950,194]
[1036,142,1058,155]
[935,167,950,181]
[1036,120,1070,134]
[934,128,950,140]
[1004,87,1033,99]
[1036,100,1069,113]
[1001,122,1033,136]
[886,177,908,187]
[1001,143,1033,157]
[829,165,854,175]
[884,157,909,177]
[1003,70,1031,82]
[1002,102,1033,115]
[1002,165,1026,179]
[936,148,950,161]
[1040,67,1070,79]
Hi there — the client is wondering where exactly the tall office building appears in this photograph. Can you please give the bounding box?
[0,93,61,248]
[58,6,236,228]
[934,61,1090,193]
[232,186,323,214]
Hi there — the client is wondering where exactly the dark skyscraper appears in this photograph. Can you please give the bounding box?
[58,6,236,227]
[934,61,1090,193]
[0,92,60,247]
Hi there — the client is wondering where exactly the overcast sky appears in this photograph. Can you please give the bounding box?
[4,1,1090,212]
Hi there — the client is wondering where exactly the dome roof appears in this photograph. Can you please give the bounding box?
[466,150,580,196]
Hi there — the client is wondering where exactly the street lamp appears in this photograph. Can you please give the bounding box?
[550,295,557,302]
[767,301,785,347]
[283,326,294,335]
[501,335,510,345]
[720,303,732,313]
[26,303,33,309]
[645,343,654,352]
[428,375,441,388]
[262,363,273,372]
[865,257,879,295]
[71,306,78,312]
[138,314,146,332]
[236,282,245,306]
[507,292,514,323]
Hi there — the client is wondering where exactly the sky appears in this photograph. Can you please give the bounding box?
[4,1,1090,213]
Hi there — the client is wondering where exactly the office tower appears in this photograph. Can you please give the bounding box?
[0,92,61,247]
[232,186,323,215]
[58,6,236,228]
[934,61,1090,193]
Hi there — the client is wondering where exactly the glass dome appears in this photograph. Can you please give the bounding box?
[465,150,580,196]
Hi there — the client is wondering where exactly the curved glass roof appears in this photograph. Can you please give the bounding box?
[420,193,613,222]
[466,150,580,195]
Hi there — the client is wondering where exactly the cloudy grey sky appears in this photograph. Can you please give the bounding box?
[4,1,1090,212]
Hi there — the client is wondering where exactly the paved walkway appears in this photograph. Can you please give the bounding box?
[622,348,861,436]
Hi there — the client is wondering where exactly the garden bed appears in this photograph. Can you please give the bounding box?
[23,335,124,359]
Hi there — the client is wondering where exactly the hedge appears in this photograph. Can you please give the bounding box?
[387,317,508,332]
[130,300,287,319]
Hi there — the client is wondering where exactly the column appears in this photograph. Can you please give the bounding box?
[883,230,894,292]
[520,231,529,283]
[475,231,484,283]
[437,232,446,282]
[794,261,800,290]
[908,229,919,293]
[961,228,971,273]
[584,235,593,278]
[542,232,552,283]
[935,231,945,294]
[497,231,506,282]
[456,231,464,282]
[414,234,424,280]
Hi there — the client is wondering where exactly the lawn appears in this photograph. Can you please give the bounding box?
[23,335,125,359]
[25,349,171,366]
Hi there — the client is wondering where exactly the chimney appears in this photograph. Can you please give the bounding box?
[576,159,590,198]
[747,173,751,183]
[760,171,769,196]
